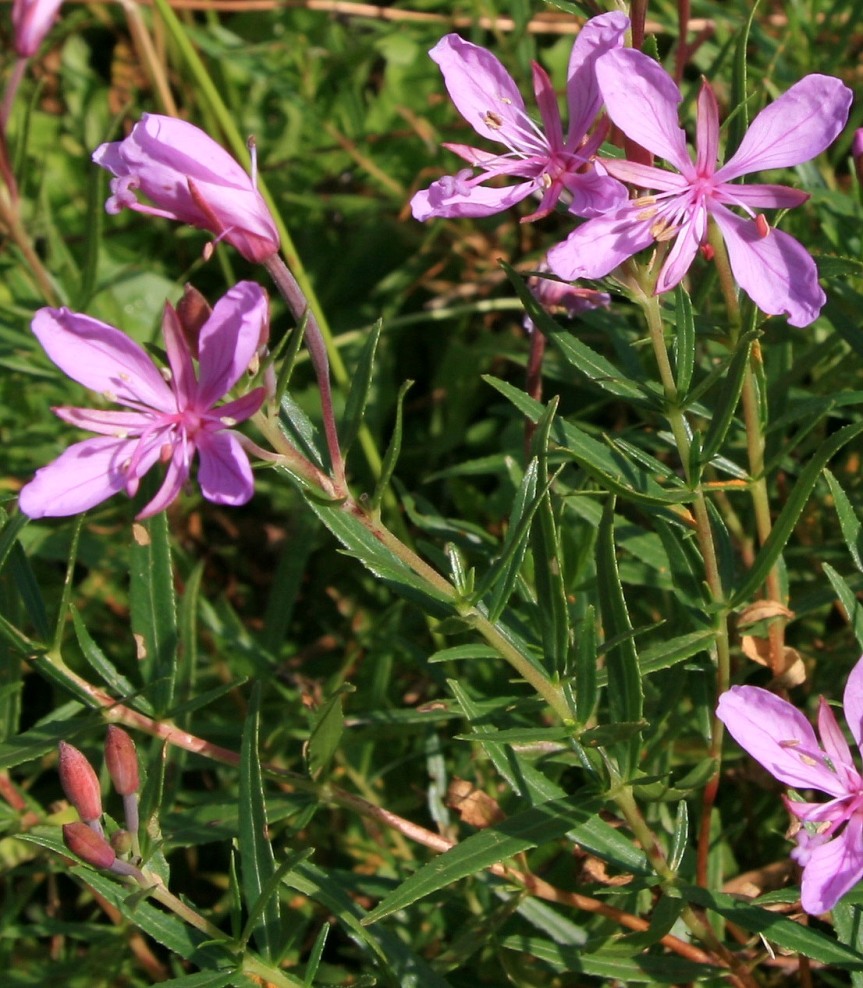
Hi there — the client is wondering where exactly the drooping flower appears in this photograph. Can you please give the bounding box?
[717,656,863,914]
[19,281,268,520]
[547,49,852,327]
[12,0,63,57]
[92,114,280,264]
[410,12,629,223]
[524,263,609,334]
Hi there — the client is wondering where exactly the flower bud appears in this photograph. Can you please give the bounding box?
[104,726,139,797]
[110,828,133,856]
[92,114,280,264]
[62,822,115,870]
[58,741,102,824]
[174,284,212,360]
[12,0,64,58]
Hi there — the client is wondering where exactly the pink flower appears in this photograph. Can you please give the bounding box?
[717,657,863,914]
[92,114,280,264]
[410,13,629,223]
[12,0,63,57]
[19,282,268,520]
[548,49,852,327]
[524,264,609,334]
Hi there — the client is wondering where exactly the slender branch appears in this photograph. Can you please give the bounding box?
[36,651,734,973]
[264,254,347,491]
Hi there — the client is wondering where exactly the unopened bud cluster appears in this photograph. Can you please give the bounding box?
[58,727,142,878]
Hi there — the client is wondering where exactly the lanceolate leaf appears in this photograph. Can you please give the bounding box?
[239,684,281,960]
[362,793,603,925]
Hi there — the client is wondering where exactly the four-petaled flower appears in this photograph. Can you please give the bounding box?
[19,282,268,520]
[410,12,629,223]
[717,657,863,914]
[548,48,852,327]
[92,114,280,264]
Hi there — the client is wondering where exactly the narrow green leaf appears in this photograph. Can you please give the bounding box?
[530,399,570,676]
[341,318,383,456]
[700,333,754,465]
[574,604,598,725]
[655,519,707,608]
[726,0,760,158]
[823,564,863,651]
[731,421,863,607]
[129,512,178,716]
[478,459,540,621]
[682,884,863,968]
[71,608,152,714]
[304,497,454,615]
[370,379,413,511]
[285,861,454,988]
[0,702,96,770]
[596,498,643,777]
[362,793,602,924]
[669,800,689,872]
[279,393,324,468]
[0,512,28,576]
[239,684,281,960]
[832,901,863,988]
[307,684,353,780]
[303,922,330,987]
[176,560,204,729]
[826,468,863,573]
[7,540,50,640]
[499,934,713,982]
[273,314,307,406]
[673,284,695,396]
[448,680,648,874]
[483,377,692,506]
[428,645,498,663]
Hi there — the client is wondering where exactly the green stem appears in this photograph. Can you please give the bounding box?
[637,290,731,887]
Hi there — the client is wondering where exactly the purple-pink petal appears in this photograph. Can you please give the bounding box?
[655,212,703,294]
[410,177,535,220]
[565,11,629,142]
[716,685,847,795]
[601,158,689,193]
[196,281,269,408]
[843,655,863,753]
[18,436,139,518]
[817,698,857,788]
[563,168,628,219]
[694,81,720,177]
[429,35,527,145]
[717,183,810,211]
[53,407,154,436]
[711,205,825,327]
[137,446,190,519]
[596,48,692,174]
[716,75,852,183]
[547,206,655,282]
[801,812,863,914]
[162,303,197,404]
[32,308,176,413]
[12,0,63,57]
[196,431,255,506]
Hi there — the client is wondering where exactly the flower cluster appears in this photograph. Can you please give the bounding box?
[58,728,144,879]
[718,658,863,915]
[412,15,852,328]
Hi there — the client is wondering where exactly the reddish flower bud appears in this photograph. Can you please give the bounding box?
[853,129,863,186]
[58,741,102,824]
[62,822,116,870]
[175,283,212,360]
[104,726,139,796]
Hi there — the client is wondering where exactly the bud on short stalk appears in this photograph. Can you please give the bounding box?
[62,822,143,879]
[104,726,140,836]
[58,742,103,836]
